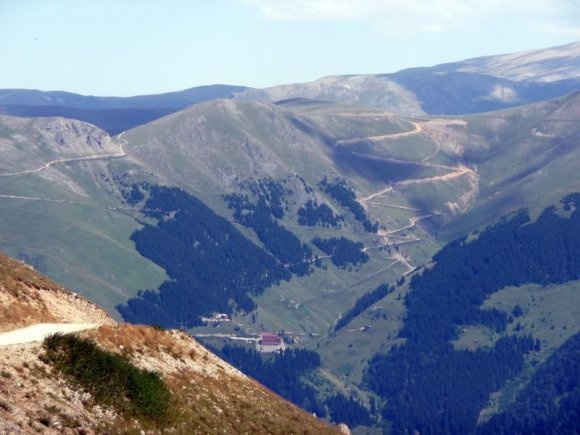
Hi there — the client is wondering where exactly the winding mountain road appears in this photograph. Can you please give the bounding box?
[0,133,127,178]
[335,121,423,146]
[0,134,130,212]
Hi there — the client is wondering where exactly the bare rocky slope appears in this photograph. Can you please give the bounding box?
[0,253,341,434]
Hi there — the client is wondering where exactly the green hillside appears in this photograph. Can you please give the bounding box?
[1,90,580,432]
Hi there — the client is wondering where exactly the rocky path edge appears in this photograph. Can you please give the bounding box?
[0,323,100,346]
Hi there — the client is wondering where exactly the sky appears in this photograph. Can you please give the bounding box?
[1,0,579,96]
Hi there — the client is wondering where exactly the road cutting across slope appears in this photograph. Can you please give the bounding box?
[359,164,475,203]
[335,121,423,146]
[0,133,127,178]
[0,323,101,346]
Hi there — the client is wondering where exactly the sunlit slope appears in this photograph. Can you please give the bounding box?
[433,41,580,82]
[0,116,166,315]
[1,91,579,336]
[440,91,580,240]
[235,42,580,116]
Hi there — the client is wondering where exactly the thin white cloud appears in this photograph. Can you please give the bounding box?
[239,0,579,36]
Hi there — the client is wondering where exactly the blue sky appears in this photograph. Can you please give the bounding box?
[1,0,579,96]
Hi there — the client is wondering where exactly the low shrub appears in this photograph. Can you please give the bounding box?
[42,333,170,423]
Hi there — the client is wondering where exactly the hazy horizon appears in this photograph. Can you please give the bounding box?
[1,0,579,96]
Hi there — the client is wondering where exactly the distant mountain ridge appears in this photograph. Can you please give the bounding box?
[0,84,248,109]
[431,41,580,82]
[2,42,580,132]
[0,84,248,134]
[235,41,580,116]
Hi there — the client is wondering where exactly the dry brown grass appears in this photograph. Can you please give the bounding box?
[0,253,338,433]
[0,253,113,331]
[87,324,340,434]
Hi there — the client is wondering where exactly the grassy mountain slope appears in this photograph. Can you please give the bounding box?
[2,91,578,333]
[0,116,167,315]
[0,86,579,432]
[439,91,580,240]
[120,98,470,333]
[309,92,580,396]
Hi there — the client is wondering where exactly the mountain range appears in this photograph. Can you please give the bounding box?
[1,41,580,433]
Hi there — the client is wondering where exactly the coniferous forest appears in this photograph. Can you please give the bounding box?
[334,284,393,331]
[365,194,580,433]
[117,184,580,433]
[312,236,369,268]
[297,200,344,227]
[325,393,373,428]
[211,344,372,427]
[225,185,313,276]
[478,331,580,434]
[319,177,378,232]
[117,185,290,327]
[210,345,326,417]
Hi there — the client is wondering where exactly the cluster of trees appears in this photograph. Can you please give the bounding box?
[117,185,290,328]
[211,345,325,417]
[334,284,394,331]
[312,236,368,269]
[479,331,580,434]
[325,393,373,428]
[123,183,145,205]
[319,177,378,232]
[43,333,171,422]
[225,192,312,276]
[297,200,343,227]
[365,196,580,433]
[367,335,538,434]
[212,344,374,427]
[238,177,289,219]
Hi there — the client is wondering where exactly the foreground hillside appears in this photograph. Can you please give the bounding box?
[0,253,340,434]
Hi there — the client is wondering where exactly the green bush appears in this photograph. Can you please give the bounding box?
[42,333,170,422]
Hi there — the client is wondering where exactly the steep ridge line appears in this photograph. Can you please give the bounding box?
[0,323,101,346]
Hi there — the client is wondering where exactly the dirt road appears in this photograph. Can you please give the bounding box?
[336,122,423,146]
[0,323,100,346]
[0,133,127,178]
